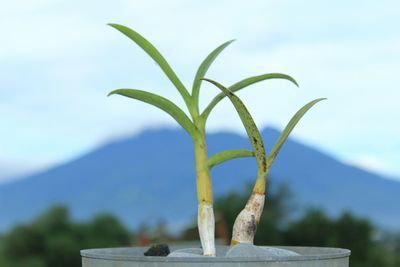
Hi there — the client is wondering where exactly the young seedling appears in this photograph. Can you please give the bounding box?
[202,78,325,245]
[107,23,298,255]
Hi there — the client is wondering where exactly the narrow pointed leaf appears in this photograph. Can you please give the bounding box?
[192,40,235,108]
[108,89,195,137]
[202,78,267,174]
[267,98,326,168]
[207,149,254,169]
[202,73,298,120]
[108,23,191,106]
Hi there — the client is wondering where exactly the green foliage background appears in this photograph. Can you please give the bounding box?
[1,186,399,267]
[0,206,131,267]
[213,185,400,267]
[183,184,400,267]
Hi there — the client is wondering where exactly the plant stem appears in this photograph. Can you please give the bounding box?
[252,171,266,195]
[231,172,267,245]
[193,118,215,256]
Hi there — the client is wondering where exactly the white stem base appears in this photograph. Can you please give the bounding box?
[231,193,265,244]
[198,203,216,256]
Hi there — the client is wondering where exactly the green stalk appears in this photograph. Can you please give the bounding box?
[202,78,268,245]
[107,25,259,255]
[191,116,216,256]
[203,78,325,245]
[193,119,213,204]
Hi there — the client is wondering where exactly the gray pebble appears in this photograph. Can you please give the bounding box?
[261,246,300,257]
[167,248,204,258]
[226,244,300,258]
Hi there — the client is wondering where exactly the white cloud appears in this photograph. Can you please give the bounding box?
[348,154,399,178]
[0,158,47,184]
[0,0,399,180]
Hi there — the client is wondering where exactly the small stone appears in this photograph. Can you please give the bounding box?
[167,248,204,257]
[226,243,300,258]
[168,246,229,257]
[144,244,170,256]
[261,246,300,257]
[226,244,266,258]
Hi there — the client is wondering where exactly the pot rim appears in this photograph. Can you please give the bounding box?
[81,246,351,263]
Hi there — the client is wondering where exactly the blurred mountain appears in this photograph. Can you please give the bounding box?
[0,161,44,184]
[1,127,399,232]
[0,163,23,184]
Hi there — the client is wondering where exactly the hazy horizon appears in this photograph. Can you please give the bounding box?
[1,125,399,185]
[1,1,399,182]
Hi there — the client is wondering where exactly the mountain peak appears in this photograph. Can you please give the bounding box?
[0,127,399,232]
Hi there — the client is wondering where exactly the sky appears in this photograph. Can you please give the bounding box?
[0,0,399,182]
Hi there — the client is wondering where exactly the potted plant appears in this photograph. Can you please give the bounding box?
[81,23,350,266]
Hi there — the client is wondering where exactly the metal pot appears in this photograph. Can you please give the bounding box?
[81,246,350,267]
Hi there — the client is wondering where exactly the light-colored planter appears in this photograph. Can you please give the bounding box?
[81,246,350,267]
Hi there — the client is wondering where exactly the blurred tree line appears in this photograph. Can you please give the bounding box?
[0,185,399,267]
[183,184,400,267]
[0,206,131,267]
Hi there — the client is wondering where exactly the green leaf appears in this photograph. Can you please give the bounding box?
[192,40,235,109]
[108,89,195,137]
[202,78,267,174]
[202,73,298,120]
[207,149,254,169]
[267,98,326,169]
[108,23,192,109]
